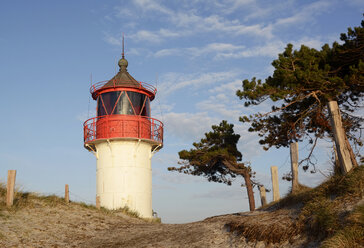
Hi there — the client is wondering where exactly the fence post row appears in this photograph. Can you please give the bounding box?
[327,101,354,173]
[259,186,267,207]
[65,184,69,203]
[271,166,280,202]
[290,142,299,193]
[6,170,17,207]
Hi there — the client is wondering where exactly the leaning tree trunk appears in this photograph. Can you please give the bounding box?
[327,101,357,174]
[224,160,255,211]
[242,170,255,211]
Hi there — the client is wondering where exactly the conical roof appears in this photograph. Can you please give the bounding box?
[101,56,141,88]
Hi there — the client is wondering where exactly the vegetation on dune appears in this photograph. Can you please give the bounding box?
[297,166,364,244]
[0,183,145,220]
[168,120,260,211]
[227,165,364,246]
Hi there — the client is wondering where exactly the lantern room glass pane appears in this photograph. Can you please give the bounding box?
[141,98,150,117]
[97,91,120,116]
[97,91,151,117]
[127,91,147,116]
[97,97,106,116]
[113,92,134,115]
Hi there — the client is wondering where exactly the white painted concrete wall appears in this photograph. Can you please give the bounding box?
[95,140,153,218]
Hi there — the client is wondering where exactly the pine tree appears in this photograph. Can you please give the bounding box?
[236,18,363,173]
[168,121,257,211]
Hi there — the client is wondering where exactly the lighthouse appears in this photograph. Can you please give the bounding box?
[83,48,163,218]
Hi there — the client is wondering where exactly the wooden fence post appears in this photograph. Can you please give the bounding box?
[327,101,354,174]
[271,166,280,201]
[259,186,267,207]
[290,142,299,193]
[333,144,341,175]
[96,196,100,209]
[6,170,16,207]
[65,184,69,203]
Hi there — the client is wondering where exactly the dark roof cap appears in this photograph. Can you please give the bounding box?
[102,57,141,88]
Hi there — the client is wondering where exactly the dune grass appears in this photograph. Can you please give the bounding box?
[0,183,146,220]
[278,165,364,245]
[227,166,364,245]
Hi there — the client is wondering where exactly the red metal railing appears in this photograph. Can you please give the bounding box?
[83,115,163,144]
[90,80,157,96]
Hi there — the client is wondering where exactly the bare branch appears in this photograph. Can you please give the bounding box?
[299,136,319,169]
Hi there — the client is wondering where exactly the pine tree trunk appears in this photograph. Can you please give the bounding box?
[327,101,356,174]
[242,170,255,211]
[223,160,255,211]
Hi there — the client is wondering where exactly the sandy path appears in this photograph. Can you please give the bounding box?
[0,200,249,248]
[0,198,308,248]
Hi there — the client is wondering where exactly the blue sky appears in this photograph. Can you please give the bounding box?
[0,0,363,223]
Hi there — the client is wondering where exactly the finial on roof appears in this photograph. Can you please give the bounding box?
[118,33,128,71]
[122,33,125,59]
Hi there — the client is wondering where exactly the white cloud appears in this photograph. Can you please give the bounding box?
[208,79,241,94]
[152,102,175,114]
[129,28,182,43]
[195,79,243,120]
[158,71,240,96]
[163,112,219,141]
[187,43,246,58]
[235,124,265,159]
[104,34,122,46]
[290,37,326,50]
[154,48,181,57]
[216,40,286,59]
[114,6,135,19]
[130,30,162,43]
[132,0,174,16]
[243,5,273,21]
[159,28,181,38]
[154,43,245,58]
[108,0,339,48]
[111,1,275,45]
[197,100,241,120]
[172,37,327,60]
[153,40,305,60]
[343,0,364,7]
[170,12,273,38]
[274,0,333,28]
[221,0,255,14]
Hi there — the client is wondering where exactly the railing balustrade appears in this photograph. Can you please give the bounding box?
[83,115,163,144]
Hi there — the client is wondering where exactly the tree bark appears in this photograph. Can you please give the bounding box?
[242,170,255,211]
[327,101,356,174]
[223,160,255,211]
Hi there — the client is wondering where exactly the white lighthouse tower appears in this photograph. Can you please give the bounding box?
[83,47,163,218]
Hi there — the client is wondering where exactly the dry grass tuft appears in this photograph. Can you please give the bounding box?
[321,225,364,248]
[227,166,364,245]
[321,205,364,248]
[225,209,301,244]
[0,183,144,220]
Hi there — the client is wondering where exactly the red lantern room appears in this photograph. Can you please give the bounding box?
[83,53,163,151]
